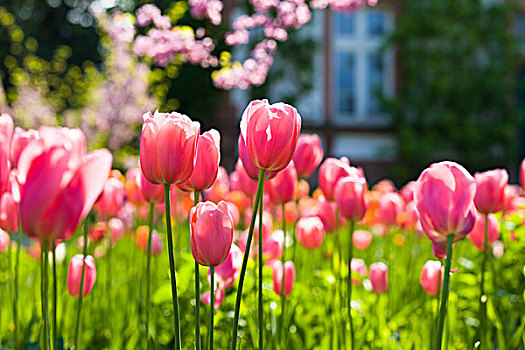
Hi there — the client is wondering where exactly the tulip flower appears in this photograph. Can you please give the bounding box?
[378,192,404,226]
[238,135,277,181]
[414,161,476,258]
[151,231,163,256]
[240,99,301,172]
[350,258,367,285]
[20,132,112,241]
[190,201,234,267]
[370,262,388,294]
[315,194,344,232]
[67,254,97,298]
[415,161,475,350]
[420,260,442,297]
[262,230,284,261]
[319,157,354,201]
[230,160,258,197]
[11,127,38,169]
[0,228,9,253]
[502,185,520,213]
[520,158,525,192]
[468,212,499,252]
[266,161,297,205]
[400,181,417,203]
[139,110,200,185]
[97,177,125,218]
[124,168,145,205]
[272,260,295,297]
[138,168,164,204]
[108,217,125,243]
[474,169,508,214]
[204,167,230,203]
[178,129,221,192]
[0,192,18,233]
[0,114,13,196]
[201,287,225,309]
[353,230,372,250]
[292,133,324,179]
[295,216,325,249]
[212,243,243,289]
[335,174,368,221]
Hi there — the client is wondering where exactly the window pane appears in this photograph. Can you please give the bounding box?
[335,52,356,115]
[366,11,386,36]
[335,12,355,36]
[367,53,384,113]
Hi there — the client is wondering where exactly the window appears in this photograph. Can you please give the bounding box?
[332,9,394,125]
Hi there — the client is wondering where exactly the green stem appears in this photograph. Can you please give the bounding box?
[52,240,57,350]
[434,234,454,350]
[347,220,355,350]
[74,218,90,350]
[146,202,154,350]
[14,218,21,348]
[258,184,265,350]
[209,266,215,350]
[106,233,112,343]
[164,184,182,350]
[479,213,489,349]
[230,168,266,350]
[279,202,287,348]
[42,240,50,350]
[194,191,201,350]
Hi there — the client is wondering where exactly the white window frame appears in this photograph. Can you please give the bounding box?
[332,8,395,127]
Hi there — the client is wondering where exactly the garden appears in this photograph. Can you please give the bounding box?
[0,0,524,350]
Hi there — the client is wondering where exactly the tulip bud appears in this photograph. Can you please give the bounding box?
[97,177,125,217]
[67,254,97,297]
[474,169,508,214]
[350,258,367,285]
[335,174,368,221]
[467,212,499,252]
[353,230,372,250]
[370,262,388,294]
[292,133,323,179]
[420,260,442,297]
[295,216,325,249]
[272,260,295,296]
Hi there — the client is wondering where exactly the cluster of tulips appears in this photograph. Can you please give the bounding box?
[0,98,522,350]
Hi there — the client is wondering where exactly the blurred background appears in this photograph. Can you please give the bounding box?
[0,0,524,185]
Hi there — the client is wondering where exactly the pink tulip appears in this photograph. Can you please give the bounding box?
[240,99,301,172]
[67,254,97,297]
[502,185,520,213]
[295,216,325,249]
[467,212,499,252]
[370,262,388,294]
[151,230,163,255]
[178,129,221,192]
[97,177,125,217]
[400,181,417,203]
[520,159,525,192]
[335,174,367,221]
[223,201,240,227]
[314,194,344,232]
[397,200,422,232]
[212,243,243,289]
[263,230,284,261]
[108,217,125,243]
[20,132,112,241]
[266,161,297,205]
[139,110,200,185]
[272,260,295,297]
[204,167,230,203]
[420,260,442,297]
[319,157,362,201]
[378,192,404,226]
[230,160,257,197]
[137,168,164,203]
[0,192,17,233]
[474,169,508,214]
[414,161,476,258]
[292,133,324,179]
[0,229,9,253]
[353,230,372,250]
[238,135,277,181]
[350,258,367,285]
[0,114,13,196]
[201,286,225,309]
[11,127,38,169]
[190,201,234,266]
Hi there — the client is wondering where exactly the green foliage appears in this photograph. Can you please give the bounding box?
[382,0,521,183]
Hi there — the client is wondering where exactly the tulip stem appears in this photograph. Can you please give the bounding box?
[52,240,57,350]
[74,218,89,350]
[280,202,287,348]
[434,234,454,350]
[164,184,182,350]
[479,213,489,348]
[230,168,266,350]
[209,266,215,350]
[258,184,265,350]
[146,202,154,350]
[194,191,201,350]
[14,217,21,347]
[41,240,50,350]
[347,220,355,350]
